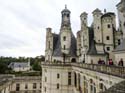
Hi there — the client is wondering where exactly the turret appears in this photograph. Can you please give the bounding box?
[61,5,71,30]
[45,27,53,62]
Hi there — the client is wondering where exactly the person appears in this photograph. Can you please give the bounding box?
[108,59,113,65]
[118,58,124,66]
[101,60,105,64]
[98,58,102,64]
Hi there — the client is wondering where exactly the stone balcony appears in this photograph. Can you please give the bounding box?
[42,62,125,78]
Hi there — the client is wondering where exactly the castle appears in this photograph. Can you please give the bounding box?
[42,0,125,93]
[0,0,125,93]
[45,1,124,65]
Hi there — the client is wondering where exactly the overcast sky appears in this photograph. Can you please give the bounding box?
[0,0,120,57]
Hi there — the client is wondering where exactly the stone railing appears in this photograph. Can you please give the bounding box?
[71,63,125,78]
[42,62,71,66]
[42,62,125,78]
[14,76,41,81]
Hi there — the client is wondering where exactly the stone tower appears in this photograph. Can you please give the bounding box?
[92,8,103,43]
[60,5,72,56]
[116,0,125,38]
[92,9,105,56]
[45,28,53,62]
[101,13,115,54]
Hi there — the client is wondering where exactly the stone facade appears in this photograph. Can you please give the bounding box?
[42,62,125,93]
[0,75,41,93]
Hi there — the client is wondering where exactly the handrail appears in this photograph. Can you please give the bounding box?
[42,62,125,78]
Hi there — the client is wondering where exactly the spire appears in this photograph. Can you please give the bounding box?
[61,5,71,29]
[65,4,67,9]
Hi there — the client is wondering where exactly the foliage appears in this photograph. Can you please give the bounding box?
[0,56,44,74]
[32,62,41,71]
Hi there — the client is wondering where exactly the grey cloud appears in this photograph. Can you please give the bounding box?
[0,0,120,57]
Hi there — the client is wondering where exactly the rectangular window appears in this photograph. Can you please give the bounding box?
[40,83,42,88]
[106,36,110,40]
[74,73,77,87]
[16,83,20,91]
[48,41,50,49]
[118,39,121,45]
[44,87,46,92]
[33,83,37,89]
[64,45,66,50]
[25,84,28,89]
[57,73,60,79]
[107,47,110,51]
[57,83,59,89]
[68,72,71,85]
[107,24,111,28]
[99,83,103,90]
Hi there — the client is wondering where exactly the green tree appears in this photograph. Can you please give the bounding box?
[32,62,41,71]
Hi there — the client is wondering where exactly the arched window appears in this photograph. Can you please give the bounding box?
[99,83,106,92]
[83,76,88,93]
[90,79,96,93]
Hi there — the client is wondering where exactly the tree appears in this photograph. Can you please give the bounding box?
[32,62,41,71]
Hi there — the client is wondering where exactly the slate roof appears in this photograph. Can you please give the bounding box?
[114,38,125,51]
[53,33,59,50]
[101,12,115,19]
[93,8,101,13]
[87,27,106,55]
[87,27,97,55]
[8,62,29,68]
[53,32,76,57]
[99,80,125,93]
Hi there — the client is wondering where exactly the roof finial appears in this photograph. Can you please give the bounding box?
[65,4,67,9]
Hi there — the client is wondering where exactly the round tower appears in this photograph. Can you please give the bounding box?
[60,5,72,56]
[61,5,71,30]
